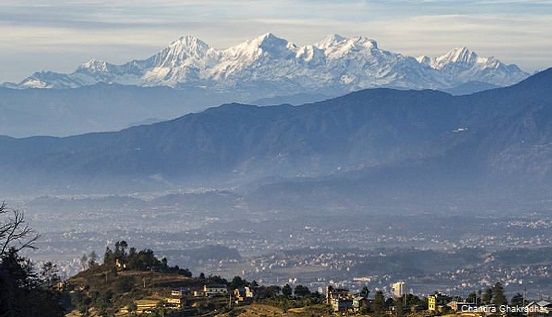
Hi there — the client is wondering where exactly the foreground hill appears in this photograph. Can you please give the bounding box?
[215,304,329,317]
[0,68,551,198]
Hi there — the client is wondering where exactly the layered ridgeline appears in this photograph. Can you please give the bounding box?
[0,84,236,137]
[0,34,528,137]
[0,68,551,197]
[6,33,527,92]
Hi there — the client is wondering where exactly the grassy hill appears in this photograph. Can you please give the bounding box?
[216,304,330,317]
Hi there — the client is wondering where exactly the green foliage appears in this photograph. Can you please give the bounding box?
[255,285,281,299]
[282,284,293,297]
[492,282,507,306]
[103,246,115,266]
[373,290,386,314]
[229,275,248,289]
[294,284,311,297]
[103,241,192,276]
[114,276,135,293]
[258,295,323,310]
[404,294,424,308]
[360,286,370,298]
[206,274,228,285]
[394,297,404,317]
[482,287,493,305]
[70,291,91,314]
[0,248,65,317]
[466,291,477,303]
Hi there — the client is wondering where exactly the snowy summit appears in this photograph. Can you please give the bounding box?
[7,33,529,94]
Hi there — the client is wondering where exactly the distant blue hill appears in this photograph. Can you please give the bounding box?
[0,84,239,137]
[443,81,500,95]
[251,92,332,106]
[0,68,551,198]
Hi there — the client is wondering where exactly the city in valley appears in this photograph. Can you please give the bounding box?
[3,190,551,316]
[27,238,552,317]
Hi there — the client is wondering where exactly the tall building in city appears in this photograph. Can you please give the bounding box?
[391,281,406,298]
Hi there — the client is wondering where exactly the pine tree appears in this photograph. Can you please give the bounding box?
[374,290,385,314]
[361,286,370,298]
[394,296,404,317]
[282,284,292,297]
[482,287,493,305]
[466,291,477,303]
[492,282,507,306]
[103,247,114,265]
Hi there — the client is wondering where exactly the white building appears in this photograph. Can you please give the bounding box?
[391,281,406,298]
[193,284,228,297]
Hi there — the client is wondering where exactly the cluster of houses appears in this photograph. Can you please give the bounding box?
[326,281,407,313]
[117,279,552,316]
[326,284,552,316]
[119,284,255,315]
[190,284,254,304]
[326,285,369,313]
[192,284,228,297]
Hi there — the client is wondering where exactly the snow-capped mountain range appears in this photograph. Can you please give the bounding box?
[5,33,528,94]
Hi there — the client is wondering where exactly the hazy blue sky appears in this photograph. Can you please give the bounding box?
[1,0,552,82]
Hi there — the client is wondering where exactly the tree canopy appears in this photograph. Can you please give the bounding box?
[0,203,64,316]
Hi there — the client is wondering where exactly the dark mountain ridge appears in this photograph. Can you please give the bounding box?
[1,68,552,197]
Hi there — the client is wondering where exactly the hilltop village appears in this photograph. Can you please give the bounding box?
[37,242,552,317]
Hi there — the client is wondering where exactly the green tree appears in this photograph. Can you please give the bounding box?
[1,249,65,316]
[70,291,91,315]
[405,294,422,308]
[40,261,60,288]
[373,290,385,314]
[92,290,112,317]
[80,253,88,270]
[114,240,128,259]
[360,286,370,298]
[103,247,114,265]
[0,203,63,316]
[394,296,404,317]
[256,285,281,299]
[466,291,477,303]
[482,287,493,305]
[282,284,293,297]
[492,282,507,306]
[88,251,98,268]
[294,284,311,297]
[229,276,247,289]
[114,276,134,293]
